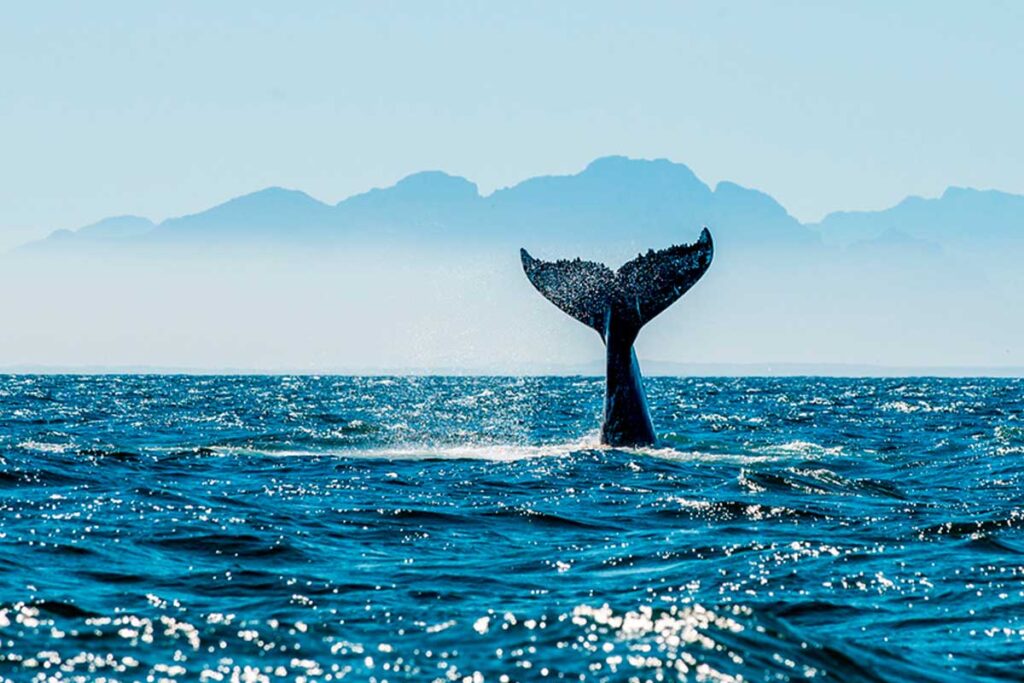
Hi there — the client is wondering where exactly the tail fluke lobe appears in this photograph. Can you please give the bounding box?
[615,227,713,327]
[520,249,615,335]
[521,228,713,336]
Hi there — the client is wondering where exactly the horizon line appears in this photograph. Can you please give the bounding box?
[3,361,1023,379]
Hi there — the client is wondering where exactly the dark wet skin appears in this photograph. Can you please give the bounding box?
[601,310,656,445]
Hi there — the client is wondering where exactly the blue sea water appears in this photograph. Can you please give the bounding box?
[0,375,1022,682]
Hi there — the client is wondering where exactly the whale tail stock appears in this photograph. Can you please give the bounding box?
[519,227,714,343]
[520,227,713,448]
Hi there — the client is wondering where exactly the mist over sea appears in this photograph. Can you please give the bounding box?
[1,374,1021,682]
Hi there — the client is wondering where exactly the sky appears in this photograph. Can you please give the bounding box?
[2,1,1024,251]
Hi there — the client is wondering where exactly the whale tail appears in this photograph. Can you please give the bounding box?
[521,227,713,447]
[520,227,713,340]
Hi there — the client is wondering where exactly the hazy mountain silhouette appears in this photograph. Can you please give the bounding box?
[15,157,821,254]
[13,155,1022,264]
[19,215,155,252]
[338,171,482,242]
[813,186,1024,248]
[148,187,335,244]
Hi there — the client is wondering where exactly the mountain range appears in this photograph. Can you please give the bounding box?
[17,155,1019,257]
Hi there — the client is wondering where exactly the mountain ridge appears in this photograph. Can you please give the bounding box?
[12,156,1023,254]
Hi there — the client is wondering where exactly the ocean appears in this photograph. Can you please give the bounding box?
[0,375,1021,682]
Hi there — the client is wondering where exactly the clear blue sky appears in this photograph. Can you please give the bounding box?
[2,1,1022,248]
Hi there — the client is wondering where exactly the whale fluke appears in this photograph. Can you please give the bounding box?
[615,227,713,329]
[521,228,714,447]
[518,251,616,335]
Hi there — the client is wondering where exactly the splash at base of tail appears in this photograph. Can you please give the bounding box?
[521,228,713,447]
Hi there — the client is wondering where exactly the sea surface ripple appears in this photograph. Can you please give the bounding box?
[0,375,1022,682]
